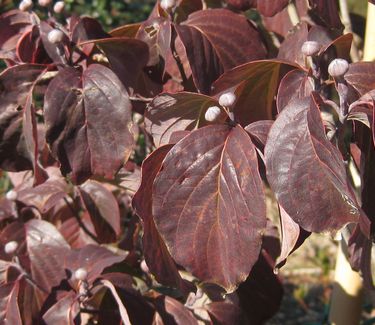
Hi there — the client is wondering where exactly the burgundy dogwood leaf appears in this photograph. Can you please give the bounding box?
[0,9,33,61]
[206,302,241,325]
[87,37,149,93]
[212,60,299,125]
[153,125,266,292]
[225,0,289,16]
[43,291,79,325]
[175,9,266,93]
[25,220,70,293]
[44,64,134,184]
[0,64,46,171]
[276,206,310,268]
[0,281,22,325]
[153,296,198,325]
[308,0,343,30]
[145,92,223,147]
[16,178,68,213]
[244,120,273,153]
[277,69,313,112]
[78,180,121,242]
[133,144,193,295]
[65,245,124,285]
[345,62,375,96]
[265,96,361,232]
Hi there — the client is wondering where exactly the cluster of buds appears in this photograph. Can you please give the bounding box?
[205,91,236,123]
[19,0,65,13]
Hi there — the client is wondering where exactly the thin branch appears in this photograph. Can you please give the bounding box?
[63,197,99,243]
[129,95,153,103]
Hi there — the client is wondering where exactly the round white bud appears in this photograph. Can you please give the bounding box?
[19,0,33,11]
[205,106,222,122]
[53,1,65,13]
[6,190,17,201]
[74,267,88,281]
[38,0,51,7]
[218,92,236,107]
[160,0,176,11]
[301,41,320,57]
[47,29,64,44]
[328,59,349,78]
[4,241,18,255]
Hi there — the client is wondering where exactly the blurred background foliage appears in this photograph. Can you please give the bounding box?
[0,0,369,32]
[0,0,155,29]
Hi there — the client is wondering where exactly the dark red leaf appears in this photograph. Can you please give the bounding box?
[0,281,22,325]
[245,120,274,152]
[153,295,198,325]
[277,23,309,66]
[277,69,313,112]
[265,96,361,232]
[345,62,375,96]
[64,244,125,284]
[308,0,343,30]
[174,0,203,23]
[88,37,149,93]
[25,219,70,293]
[176,9,266,93]
[145,92,223,147]
[17,178,68,213]
[42,291,79,325]
[58,214,97,249]
[44,64,134,184]
[133,145,193,294]
[275,206,310,268]
[153,125,266,292]
[0,10,32,61]
[206,302,241,325]
[23,80,48,185]
[72,17,109,57]
[0,64,45,171]
[257,0,289,16]
[136,17,171,67]
[78,180,121,242]
[212,60,299,125]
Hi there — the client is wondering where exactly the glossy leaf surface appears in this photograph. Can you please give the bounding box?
[133,145,193,294]
[145,92,221,147]
[176,9,266,93]
[44,64,134,184]
[153,124,266,292]
[212,60,299,125]
[265,97,361,232]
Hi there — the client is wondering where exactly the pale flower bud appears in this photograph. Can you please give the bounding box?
[74,267,88,281]
[160,0,176,11]
[328,59,349,78]
[301,41,320,57]
[205,106,222,122]
[6,190,17,201]
[48,29,64,44]
[219,92,236,107]
[53,1,65,13]
[38,0,51,7]
[4,241,18,255]
[19,0,33,11]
